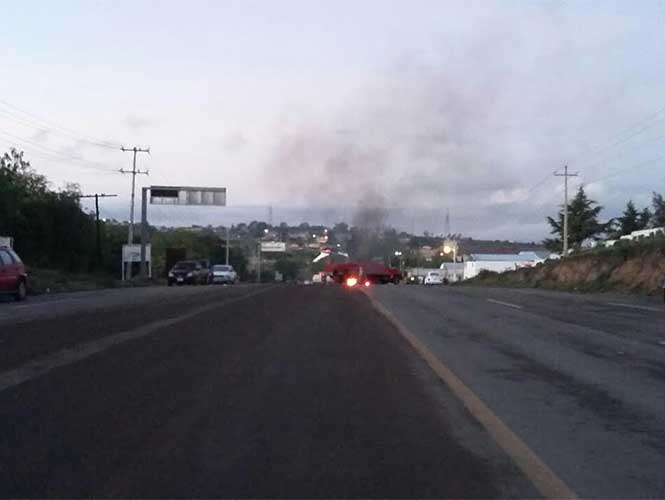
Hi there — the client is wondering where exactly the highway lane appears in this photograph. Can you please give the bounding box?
[0,285,537,498]
[369,285,665,499]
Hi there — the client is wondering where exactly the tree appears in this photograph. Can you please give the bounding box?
[0,149,102,272]
[638,207,652,230]
[544,186,605,252]
[651,192,665,227]
[617,201,640,236]
[274,256,301,281]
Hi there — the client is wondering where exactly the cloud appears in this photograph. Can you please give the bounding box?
[125,114,152,130]
[31,129,49,144]
[221,130,248,154]
[258,3,662,240]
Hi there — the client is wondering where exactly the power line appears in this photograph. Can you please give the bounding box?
[583,153,665,186]
[0,99,124,150]
[574,128,665,177]
[525,171,556,194]
[0,130,119,173]
[569,105,665,167]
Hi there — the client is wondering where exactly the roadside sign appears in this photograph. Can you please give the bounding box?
[261,241,286,252]
[150,186,226,206]
[123,244,151,263]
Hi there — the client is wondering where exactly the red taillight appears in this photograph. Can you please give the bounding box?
[364,280,371,287]
[346,277,358,287]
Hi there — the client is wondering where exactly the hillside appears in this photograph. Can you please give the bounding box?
[456,238,546,255]
[464,237,665,295]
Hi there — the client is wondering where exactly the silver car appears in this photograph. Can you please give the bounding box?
[210,264,238,284]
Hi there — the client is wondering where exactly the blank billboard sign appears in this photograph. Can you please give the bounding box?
[150,186,226,206]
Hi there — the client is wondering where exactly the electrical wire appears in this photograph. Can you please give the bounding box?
[0,129,119,173]
[583,153,665,186]
[569,105,665,167]
[0,99,124,150]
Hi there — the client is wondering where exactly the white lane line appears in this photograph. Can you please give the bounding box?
[606,302,664,313]
[486,298,524,310]
[0,287,274,393]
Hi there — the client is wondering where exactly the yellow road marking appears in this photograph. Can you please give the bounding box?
[365,291,578,500]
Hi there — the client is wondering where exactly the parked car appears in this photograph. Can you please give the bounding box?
[424,270,444,285]
[167,260,208,286]
[210,264,237,284]
[0,246,28,301]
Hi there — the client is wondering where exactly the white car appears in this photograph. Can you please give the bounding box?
[424,270,444,285]
[210,264,238,284]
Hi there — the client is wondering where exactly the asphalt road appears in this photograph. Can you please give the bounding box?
[0,285,535,498]
[370,285,665,499]
[1,283,664,498]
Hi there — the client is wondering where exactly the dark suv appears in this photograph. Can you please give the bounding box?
[0,246,27,301]
[167,260,208,286]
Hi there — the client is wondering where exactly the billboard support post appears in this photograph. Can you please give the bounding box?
[140,187,149,278]
[136,185,227,280]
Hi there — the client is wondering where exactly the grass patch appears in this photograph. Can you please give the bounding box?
[26,268,119,295]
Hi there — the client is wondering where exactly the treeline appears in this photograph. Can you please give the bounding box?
[1,149,252,278]
[0,148,127,274]
[544,186,665,251]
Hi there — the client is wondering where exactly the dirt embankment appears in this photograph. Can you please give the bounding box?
[464,239,665,295]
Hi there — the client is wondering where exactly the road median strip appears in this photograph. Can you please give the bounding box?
[364,290,578,500]
[0,287,275,393]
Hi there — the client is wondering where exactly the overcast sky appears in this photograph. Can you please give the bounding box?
[1,0,664,241]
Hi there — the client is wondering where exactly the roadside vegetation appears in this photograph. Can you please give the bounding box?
[465,236,665,295]
[543,185,665,251]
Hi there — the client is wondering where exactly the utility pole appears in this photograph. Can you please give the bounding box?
[78,193,118,265]
[554,166,578,257]
[225,226,230,265]
[120,146,149,280]
[257,242,262,283]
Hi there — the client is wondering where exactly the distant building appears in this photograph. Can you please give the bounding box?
[463,252,546,280]
[439,262,465,282]
[288,229,311,240]
[619,227,664,241]
[418,245,437,260]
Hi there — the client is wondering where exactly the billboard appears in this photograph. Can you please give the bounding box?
[260,241,286,252]
[150,186,226,206]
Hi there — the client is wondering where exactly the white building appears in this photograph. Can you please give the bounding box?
[619,227,664,242]
[439,262,465,282]
[463,252,546,280]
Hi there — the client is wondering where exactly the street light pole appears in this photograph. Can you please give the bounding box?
[257,243,262,283]
[225,226,230,265]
